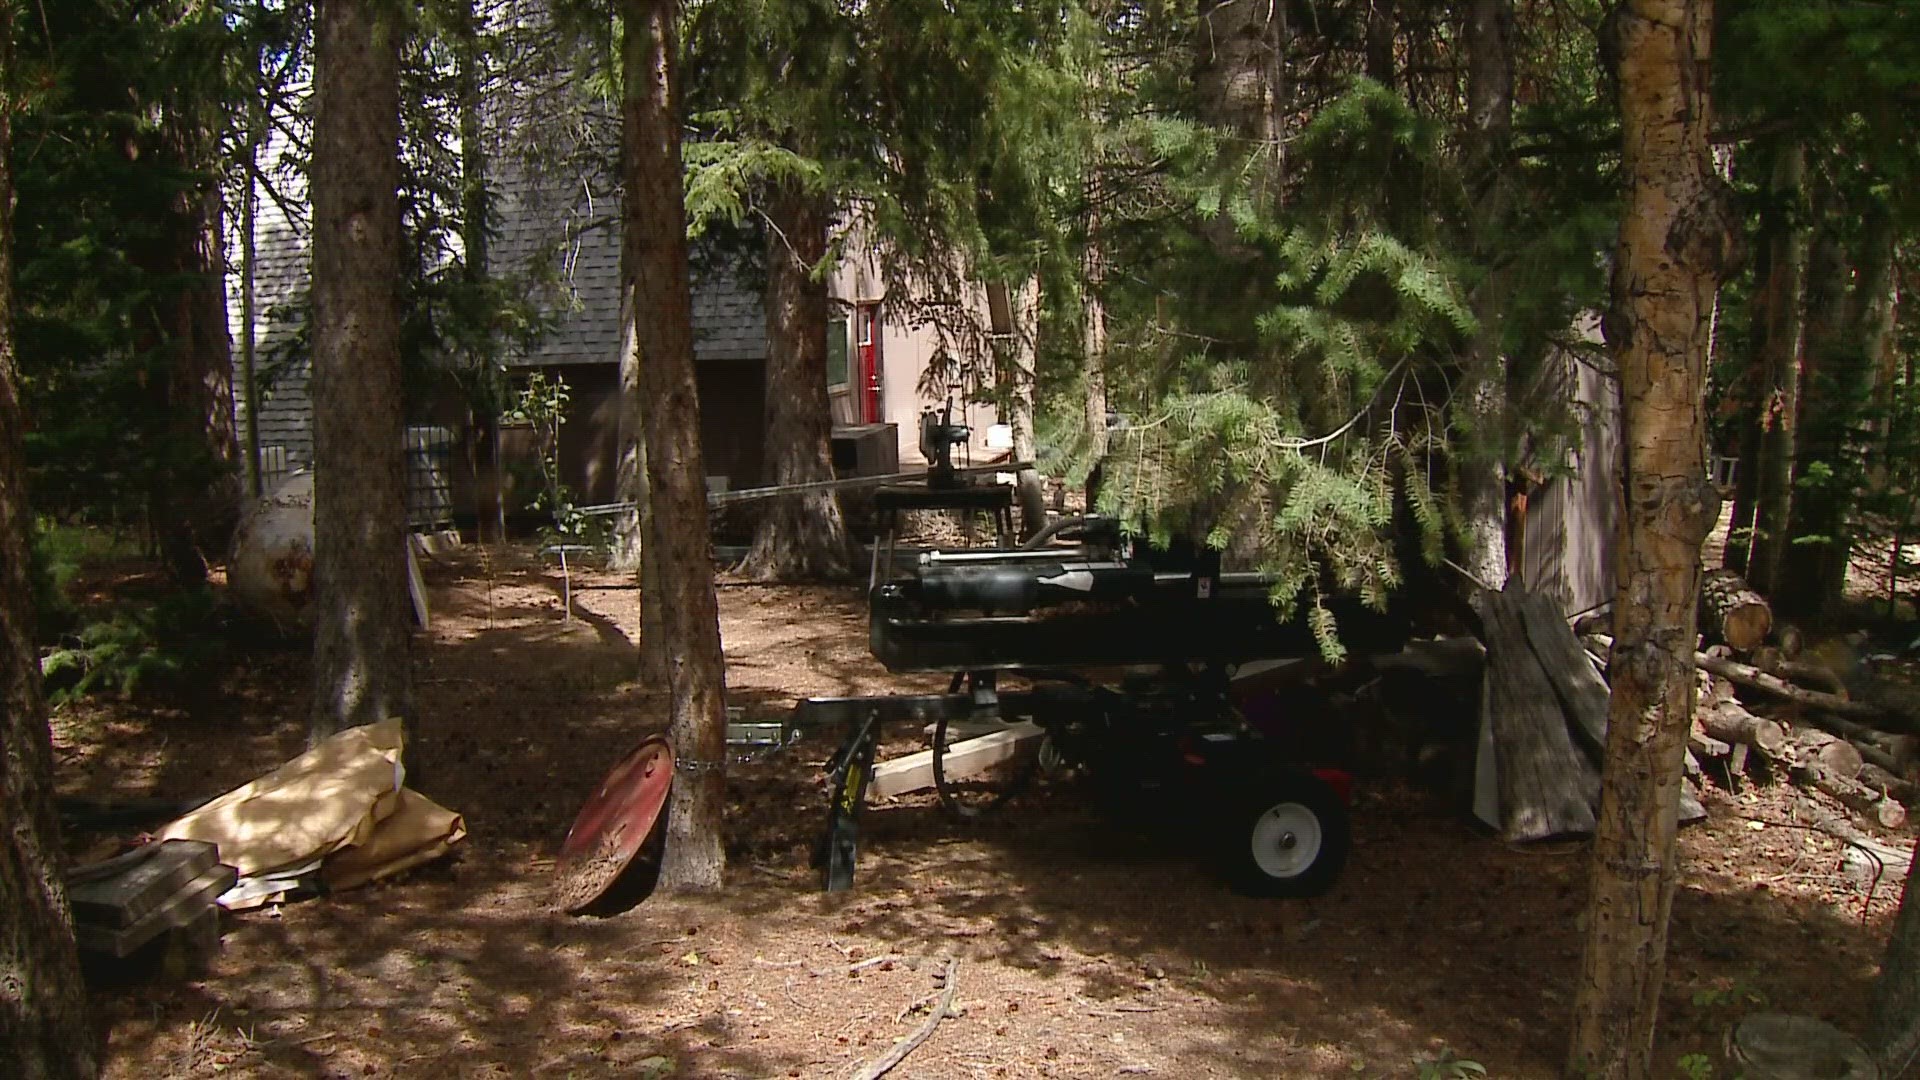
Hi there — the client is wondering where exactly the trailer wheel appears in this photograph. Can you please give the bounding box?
[1219,773,1350,898]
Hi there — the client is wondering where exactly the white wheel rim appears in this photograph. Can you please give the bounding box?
[1250,802,1323,879]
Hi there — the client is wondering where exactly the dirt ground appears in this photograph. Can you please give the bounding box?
[48,544,1910,1079]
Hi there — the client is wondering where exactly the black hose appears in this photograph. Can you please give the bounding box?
[1018,514,1090,551]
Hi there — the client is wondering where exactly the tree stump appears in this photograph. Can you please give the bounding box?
[1727,1014,1878,1079]
[1702,567,1773,652]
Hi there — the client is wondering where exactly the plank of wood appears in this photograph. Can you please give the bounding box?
[869,723,1044,799]
[1473,588,1598,842]
[75,863,237,958]
[68,839,219,928]
[406,538,430,630]
[1517,589,1611,762]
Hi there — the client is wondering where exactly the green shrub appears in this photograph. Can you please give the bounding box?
[39,587,217,704]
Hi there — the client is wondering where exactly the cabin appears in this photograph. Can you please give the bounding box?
[228,127,1008,528]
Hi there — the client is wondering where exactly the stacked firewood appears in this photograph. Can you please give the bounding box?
[1581,568,1920,837]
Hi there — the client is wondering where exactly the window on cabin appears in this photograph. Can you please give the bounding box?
[827,316,849,387]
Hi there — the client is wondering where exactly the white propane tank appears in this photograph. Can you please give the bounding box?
[228,471,316,630]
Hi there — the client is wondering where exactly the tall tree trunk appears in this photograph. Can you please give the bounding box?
[1776,201,1861,619]
[149,99,240,583]
[1364,0,1396,88]
[1567,2,1728,1076]
[239,82,265,500]
[740,185,858,581]
[1081,219,1110,506]
[456,0,504,541]
[609,286,668,687]
[1456,0,1515,592]
[1195,0,1286,229]
[1732,141,1807,591]
[1864,205,1900,493]
[1004,307,1046,539]
[623,0,728,891]
[609,288,648,573]
[310,0,413,746]
[0,15,100,1069]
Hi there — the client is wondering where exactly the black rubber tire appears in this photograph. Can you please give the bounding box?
[1217,772,1351,899]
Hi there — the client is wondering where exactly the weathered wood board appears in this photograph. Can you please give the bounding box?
[68,839,219,928]
[74,863,238,958]
[870,723,1045,799]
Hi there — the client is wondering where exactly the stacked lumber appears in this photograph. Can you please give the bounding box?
[66,839,236,962]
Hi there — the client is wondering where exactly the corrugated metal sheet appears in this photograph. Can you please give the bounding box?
[1521,339,1620,617]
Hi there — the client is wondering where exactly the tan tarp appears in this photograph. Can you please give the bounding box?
[157,720,464,904]
[322,787,466,891]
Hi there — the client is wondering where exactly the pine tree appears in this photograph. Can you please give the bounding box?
[623,0,729,891]
[310,0,414,744]
[0,5,99,1071]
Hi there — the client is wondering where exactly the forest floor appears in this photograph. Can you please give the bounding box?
[48,543,1910,1080]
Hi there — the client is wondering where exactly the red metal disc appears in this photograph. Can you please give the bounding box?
[554,735,674,913]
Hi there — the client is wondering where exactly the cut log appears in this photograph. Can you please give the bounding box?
[1700,702,1787,757]
[1796,762,1908,830]
[1789,728,1865,781]
[868,723,1044,799]
[1700,567,1772,652]
[1472,587,1598,842]
[1795,710,1912,775]
[1689,729,1733,760]
[1752,649,1850,697]
[1859,762,1917,805]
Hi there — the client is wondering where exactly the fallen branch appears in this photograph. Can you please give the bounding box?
[1695,653,1891,724]
[1700,702,1787,757]
[1589,633,1900,727]
[1794,762,1908,830]
[849,958,959,1080]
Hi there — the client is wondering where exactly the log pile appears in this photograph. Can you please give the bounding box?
[1575,568,1920,838]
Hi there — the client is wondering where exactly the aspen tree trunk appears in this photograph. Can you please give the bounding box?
[622,0,728,890]
[740,184,858,581]
[1567,2,1729,1075]
[0,11,100,1069]
[239,82,264,500]
[310,0,414,745]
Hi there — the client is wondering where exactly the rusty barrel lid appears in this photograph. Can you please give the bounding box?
[554,735,673,913]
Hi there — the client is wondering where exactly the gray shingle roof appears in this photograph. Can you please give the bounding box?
[489,163,765,368]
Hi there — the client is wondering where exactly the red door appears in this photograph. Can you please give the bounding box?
[856,303,882,424]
